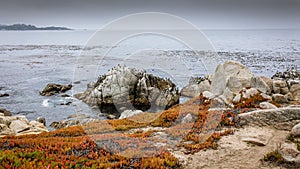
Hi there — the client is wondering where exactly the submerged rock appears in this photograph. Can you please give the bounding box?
[0,108,12,116]
[75,65,179,114]
[40,83,72,96]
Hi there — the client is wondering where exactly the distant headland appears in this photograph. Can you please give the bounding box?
[0,24,72,31]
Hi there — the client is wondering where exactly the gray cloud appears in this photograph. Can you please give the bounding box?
[1,0,300,29]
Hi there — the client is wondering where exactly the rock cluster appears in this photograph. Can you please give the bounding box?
[272,67,300,84]
[0,111,48,137]
[50,114,96,129]
[181,61,300,108]
[75,65,179,115]
[40,83,72,96]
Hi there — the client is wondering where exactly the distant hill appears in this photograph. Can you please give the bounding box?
[0,24,72,31]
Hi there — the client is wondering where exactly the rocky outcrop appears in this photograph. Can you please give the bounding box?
[272,67,300,84]
[50,114,97,129]
[182,62,300,109]
[0,113,48,137]
[40,83,72,96]
[75,65,179,115]
[239,108,300,130]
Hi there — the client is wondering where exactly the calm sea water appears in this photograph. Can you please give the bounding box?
[0,29,299,125]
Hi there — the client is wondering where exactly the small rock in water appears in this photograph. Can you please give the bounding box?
[73,81,81,84]
[60,101,72,105]
[61,94,70,97]
[0,108,12,116]
[0,93,9,97]
[40,83,72,96]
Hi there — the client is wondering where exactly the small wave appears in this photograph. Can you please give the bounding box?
[42,99,49,107]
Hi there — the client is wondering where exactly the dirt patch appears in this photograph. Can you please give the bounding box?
[171,126,289,169]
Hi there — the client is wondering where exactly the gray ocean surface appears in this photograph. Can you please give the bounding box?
[0,29,299,126]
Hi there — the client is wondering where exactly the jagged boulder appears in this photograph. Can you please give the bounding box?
[210,61,254,96]
[75,65,179,114]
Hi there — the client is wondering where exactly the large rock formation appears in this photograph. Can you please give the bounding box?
[75,65,179,115]
[181,61,300,108]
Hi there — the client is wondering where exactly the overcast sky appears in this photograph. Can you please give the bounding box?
[1,0,300,29]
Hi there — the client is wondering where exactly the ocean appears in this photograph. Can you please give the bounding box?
[0,29,299,125]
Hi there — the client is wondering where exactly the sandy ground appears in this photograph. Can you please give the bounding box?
[171,126,289,169]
